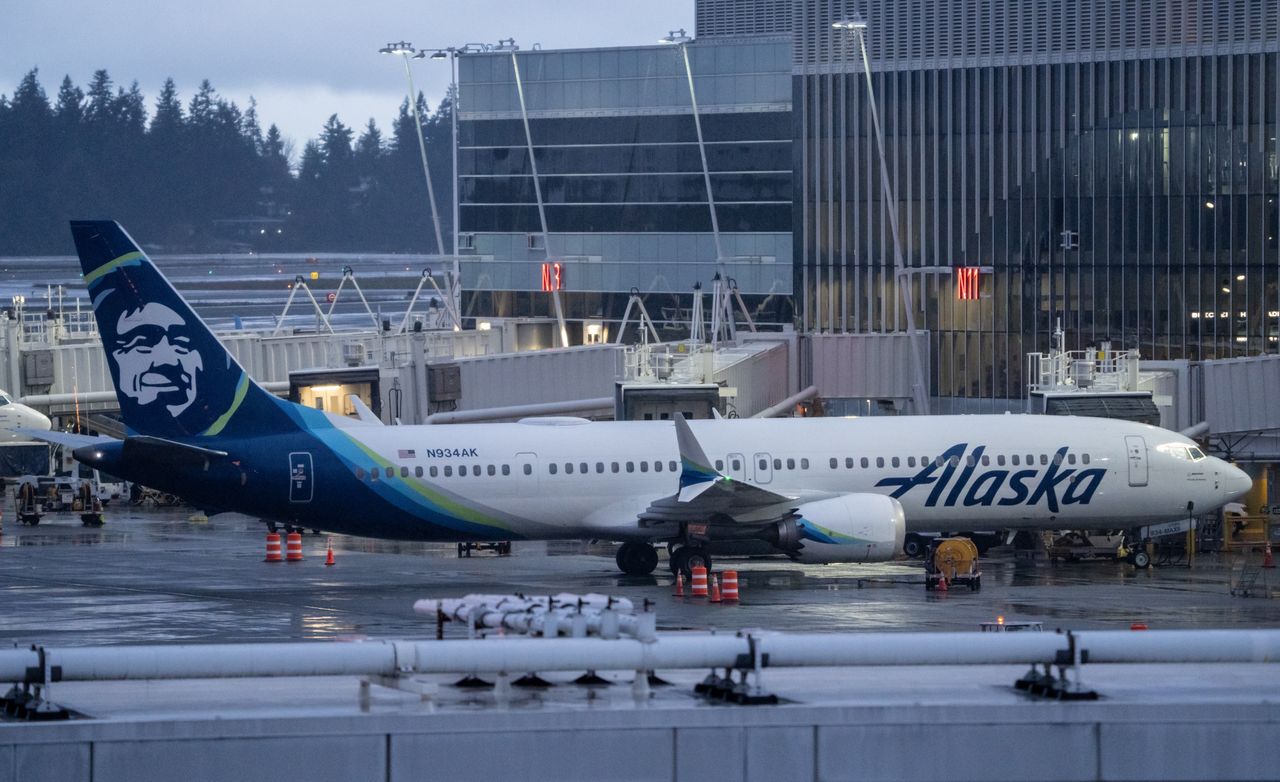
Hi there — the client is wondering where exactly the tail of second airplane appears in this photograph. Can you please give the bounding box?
[71,220,294,440]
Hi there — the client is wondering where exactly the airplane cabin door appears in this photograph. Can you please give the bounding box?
[726,452,747,481]
[1124,435,1149,487]
[752,452,773,484]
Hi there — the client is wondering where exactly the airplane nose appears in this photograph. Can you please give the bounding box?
[32,411,51,431]
[1223,463,1252,500]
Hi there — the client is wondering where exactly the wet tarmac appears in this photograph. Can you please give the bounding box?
[0,507,1277,647]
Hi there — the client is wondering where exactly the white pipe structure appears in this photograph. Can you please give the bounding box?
[423,397,613,424]
[750,385,820,418]
[3,630,1279,686]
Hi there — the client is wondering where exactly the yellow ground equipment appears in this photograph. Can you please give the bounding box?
[925,537,982,591]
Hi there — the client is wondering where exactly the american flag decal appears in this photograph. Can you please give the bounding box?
[398,449,416,459]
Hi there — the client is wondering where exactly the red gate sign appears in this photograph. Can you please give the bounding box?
[956,266,980,300]
[540,262,564,292]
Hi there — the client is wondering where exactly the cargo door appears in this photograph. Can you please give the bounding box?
[1124,435,1148,487]
[289,452,314,502]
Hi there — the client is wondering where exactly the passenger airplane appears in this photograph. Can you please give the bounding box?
[35,221,1250,575]
[0,390,51,442]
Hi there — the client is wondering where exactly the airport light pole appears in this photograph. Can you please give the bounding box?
[831,18,931,415]
[379,41,448,313]
[418,43,492,325]
[660,28,724,266]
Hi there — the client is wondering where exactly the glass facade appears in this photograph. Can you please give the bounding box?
[779,0,1280,409]
[456,38,794,323]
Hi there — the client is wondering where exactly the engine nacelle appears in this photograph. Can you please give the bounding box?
[773,494,906,563]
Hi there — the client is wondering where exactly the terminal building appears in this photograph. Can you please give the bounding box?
[454,0,1280,416]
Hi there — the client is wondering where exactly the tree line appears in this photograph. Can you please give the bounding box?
[0,68,453,254]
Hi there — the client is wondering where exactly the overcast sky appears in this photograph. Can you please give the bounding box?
[4,0,694,154]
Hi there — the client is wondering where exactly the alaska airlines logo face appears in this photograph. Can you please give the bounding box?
[874,443,1105,512]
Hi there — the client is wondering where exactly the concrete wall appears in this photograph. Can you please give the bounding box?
[4,700,1277,782]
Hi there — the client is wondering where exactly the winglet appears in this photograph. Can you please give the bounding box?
[673,414,722,492]
[349,395,384,426]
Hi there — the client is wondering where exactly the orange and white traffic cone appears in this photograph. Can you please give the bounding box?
[673,572,685,597]
[690,565,708,598]
[1264,541,1275,569]
[285,531,304,562]
[721,571,739,602]
[709,574,722,603]
[264,532,282,563]
[324,539,336,567]
[937,574,948,592]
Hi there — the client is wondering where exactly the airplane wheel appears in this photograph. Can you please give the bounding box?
[1131,550,1151,569]
[670,546,711,577]
[615,542,659,575]
[903,535,926,558]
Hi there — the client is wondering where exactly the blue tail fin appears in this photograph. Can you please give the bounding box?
[71,220,292,439]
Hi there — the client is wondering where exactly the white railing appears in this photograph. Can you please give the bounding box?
[1027,347,1141,393]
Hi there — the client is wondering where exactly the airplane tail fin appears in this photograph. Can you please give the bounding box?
[70,220,292,439]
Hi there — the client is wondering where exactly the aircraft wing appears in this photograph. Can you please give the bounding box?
[638,415,798,526]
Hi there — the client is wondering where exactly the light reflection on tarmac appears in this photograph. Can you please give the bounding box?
[0,507,1274,647]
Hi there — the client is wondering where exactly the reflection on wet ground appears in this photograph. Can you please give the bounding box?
[0,508,1275,647]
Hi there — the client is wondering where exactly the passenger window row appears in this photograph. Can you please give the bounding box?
[823,453,1094,470]
[548,460,679,475]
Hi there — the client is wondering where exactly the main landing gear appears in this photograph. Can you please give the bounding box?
[668,545,712,578]
[613,542,714,576]
[615,542,659,575]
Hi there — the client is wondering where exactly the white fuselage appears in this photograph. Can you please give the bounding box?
[338,414,1250,541]
[0,391,51,443]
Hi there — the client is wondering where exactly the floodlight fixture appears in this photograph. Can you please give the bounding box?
[379,41,415,56]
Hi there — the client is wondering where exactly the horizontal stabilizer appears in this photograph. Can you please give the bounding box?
[17,429,114,449]
[119,435,228,465]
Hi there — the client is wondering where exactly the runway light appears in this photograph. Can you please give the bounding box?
[1222,287,1231,293]
[1205,201,1215,209]
[996,615,1005,625]
[1129,131,1139,141]
[1235,336,1247,343]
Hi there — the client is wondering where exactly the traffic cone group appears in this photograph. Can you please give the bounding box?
[721,571,739,602]
[1264,541,1275,569]
[324,539,336,567]
[690,565,709,597]
[264,532,282,563]
[675,566,742,604]
[285,532,304,562]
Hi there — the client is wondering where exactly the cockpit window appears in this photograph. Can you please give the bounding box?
[0,395,10,405]
[1187,446,1206,461]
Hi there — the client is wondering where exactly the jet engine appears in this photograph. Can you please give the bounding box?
[770,494,905,563]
